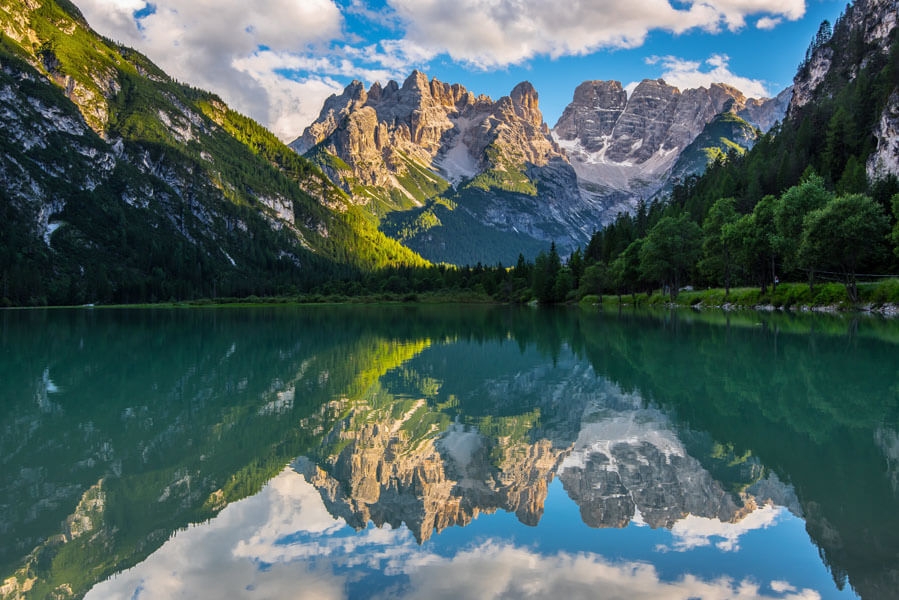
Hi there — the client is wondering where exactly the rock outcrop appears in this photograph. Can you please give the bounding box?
[291,71,571,194]
[292,70,788,262]
[292,72,591,263]
[552,79,788,221]
[294,403,569,543]
[786,0,899,181]
[293,358,798,545]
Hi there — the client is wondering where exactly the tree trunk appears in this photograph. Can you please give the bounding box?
[845,272,859,303]
[770,255,777,292]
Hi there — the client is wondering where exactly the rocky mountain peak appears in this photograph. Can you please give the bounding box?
[289,70,569,191]
[291,79,369,153]
[574,80,627,107]
[345,79,368,102]
[367,80,384,101]
[404,69,430,91]
[509,81,541,126]
[552,76,787,223]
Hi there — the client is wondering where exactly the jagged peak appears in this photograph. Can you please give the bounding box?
[343,79,367,100]
[709,82,746,97]
[631,78,680,95]
[572,80,626,101]
[368,80,383,101]
[511,81,538,106]
[402,69,430,92]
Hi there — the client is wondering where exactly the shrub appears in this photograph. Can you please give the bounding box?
[866,278,899,304]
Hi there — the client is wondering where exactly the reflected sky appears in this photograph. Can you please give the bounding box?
[86,467,833,600]
[4,306,897,600]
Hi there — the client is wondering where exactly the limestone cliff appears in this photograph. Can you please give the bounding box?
[294,397,568,543]
[291,72,590,264]
[294,362,798,544]
[292,71,787,263]
[552,79,788,221]
[787,0,899,180]
[292,72,567,193]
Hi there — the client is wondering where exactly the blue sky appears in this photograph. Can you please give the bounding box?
[77,0,844,140]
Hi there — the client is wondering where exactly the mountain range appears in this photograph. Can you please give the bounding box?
[0,0,898,303]
[292,72,790,264]
[0,0,424,305]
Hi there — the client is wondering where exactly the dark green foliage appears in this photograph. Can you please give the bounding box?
[639,214,702,298]
[698,198,739,295]
[532,243,563,304]
[773,174,833,275]
[574,2,899,304]
[0,1,431,306]
[380,190,548,265]
[798,194,890,300]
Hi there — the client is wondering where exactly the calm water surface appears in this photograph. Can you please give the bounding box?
[2,306,898,599]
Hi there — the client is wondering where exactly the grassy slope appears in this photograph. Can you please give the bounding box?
[0,0,427,304]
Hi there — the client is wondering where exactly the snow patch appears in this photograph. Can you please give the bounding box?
[44,221,63,246]
[439,424,484,471]
[435,116,479,184]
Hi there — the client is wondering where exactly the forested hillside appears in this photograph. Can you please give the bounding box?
[559,0,899,304]
[0,0,425,306]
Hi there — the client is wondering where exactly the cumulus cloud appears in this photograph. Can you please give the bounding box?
[645,53,771,98]
[85,469,821,600]
[659,504,785,552]
[397,542,823,600]
[386,0,805,68]
[757,16,784,30]
[76,0,346,140]
[74,0,801,140]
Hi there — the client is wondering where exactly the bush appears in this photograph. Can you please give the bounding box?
[812,282,849,305]
[866,278,899,304]
[579,294,601,307]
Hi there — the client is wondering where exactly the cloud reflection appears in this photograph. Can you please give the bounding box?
[86,468,819,600]
[388,542,822,600]
[660,504,784,552]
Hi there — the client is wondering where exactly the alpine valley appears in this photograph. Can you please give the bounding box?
[1,0,899,305]
[0,0,426,306]
[292,73,790,264]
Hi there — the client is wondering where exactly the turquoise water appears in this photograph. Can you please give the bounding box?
[2,306,897,599]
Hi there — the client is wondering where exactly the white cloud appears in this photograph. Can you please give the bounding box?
[646,53,772,98]
[396,542,823,600]
[85,468,822,600]
[73,0,801,140]
[386,0,805,69]
[658,504,785,552]
[76,0,346,140]
[757,16,784,30]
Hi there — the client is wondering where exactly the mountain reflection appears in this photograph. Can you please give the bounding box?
[2,306,898,599]
[294,358,797,546]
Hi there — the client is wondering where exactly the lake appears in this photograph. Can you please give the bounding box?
[2,305,898,599]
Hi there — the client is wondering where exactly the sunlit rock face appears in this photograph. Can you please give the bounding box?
[290,71,570,192]
[294,363,798,544]
[552,79,787,223]
[294,402,569,543]
[291,71,788,262]
[290,71,597,261]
